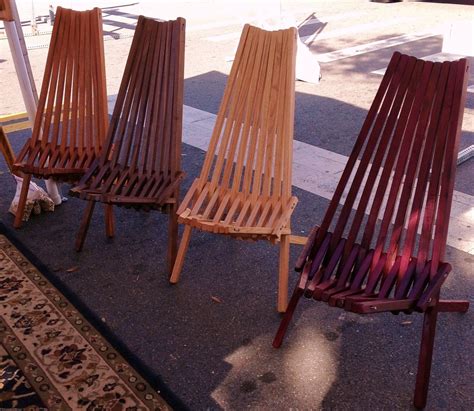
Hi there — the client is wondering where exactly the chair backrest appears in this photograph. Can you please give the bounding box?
[0,127,15,172]
[310,52,469,280]
[100,16,185,177]
[30,7,108,155]
[0,0,13,21]
[199,24,297,203]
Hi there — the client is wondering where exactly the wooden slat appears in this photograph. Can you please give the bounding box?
[0,127,15,172]
[309,51,404,260]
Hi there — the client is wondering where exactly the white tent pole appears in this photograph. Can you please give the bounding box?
[4,23,37,121]
[4,0,62,204]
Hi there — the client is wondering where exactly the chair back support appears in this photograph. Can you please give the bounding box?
[99,16,185,178]
[30,7,108,156]
[0,127,15,172]
[0,0,13,21]
[310,52,469,285]
[198,24,296,203]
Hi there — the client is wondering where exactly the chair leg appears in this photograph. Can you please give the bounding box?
[278,234,290,312]
[75,200,96,252]
[414,305,439,409]
[169,225,192,284]
[13,174,32,228]
[273,284,304,348]
[104,204,115,238]
[167,202,179,276]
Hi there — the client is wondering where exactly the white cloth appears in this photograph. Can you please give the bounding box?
[9,175,55,222]
[253,4,321,84]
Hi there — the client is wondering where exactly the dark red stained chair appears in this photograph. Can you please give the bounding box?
[70,16,185,273]
[273,52,470,409]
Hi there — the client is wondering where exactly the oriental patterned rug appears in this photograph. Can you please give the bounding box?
[0,232,172,410]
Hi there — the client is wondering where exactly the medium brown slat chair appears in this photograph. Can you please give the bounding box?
[169,24,298,312]
[273,52,470,408]
[12,7,108,228]
[70,16,185,273]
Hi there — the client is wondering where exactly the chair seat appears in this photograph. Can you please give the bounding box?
[178,180,297,240]
[71,164,183,208]
[296,232,450,315]
[13,140,98,181]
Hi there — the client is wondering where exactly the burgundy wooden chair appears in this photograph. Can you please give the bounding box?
[273,52,470,409]
[70,16,185,273]
[12,7,108,228]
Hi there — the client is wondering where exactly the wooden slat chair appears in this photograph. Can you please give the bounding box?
[273,52,470,408]
[12,7,108,228]
[170,24,298,312]
[70,16,185,273]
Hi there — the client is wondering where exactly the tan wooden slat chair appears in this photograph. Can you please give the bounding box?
[70,16,185,273]
[170,24,298,312]
[12,7,108,228]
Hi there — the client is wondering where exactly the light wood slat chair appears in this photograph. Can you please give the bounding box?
[12,7,108,228]
[170,24,298,312]
[70,16,185,273]
[273,52,470,409]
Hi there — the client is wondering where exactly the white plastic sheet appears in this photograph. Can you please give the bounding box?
[9,175,55,222]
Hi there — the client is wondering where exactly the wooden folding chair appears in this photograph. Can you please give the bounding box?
[12,7,108,228]
[273,52,470,408]
[170,24,298,312]
[70,16,185,273]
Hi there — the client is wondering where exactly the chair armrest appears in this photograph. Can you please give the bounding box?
[295,225,319,272]
[416,262,452,311]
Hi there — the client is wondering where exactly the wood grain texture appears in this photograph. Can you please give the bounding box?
[0,127,15,172]
[170,25,298,311]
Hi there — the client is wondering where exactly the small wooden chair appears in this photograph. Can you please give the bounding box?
[12,7,108,228]
[273,52,470,408]
[70,16,185,273]
[170,24,298,312]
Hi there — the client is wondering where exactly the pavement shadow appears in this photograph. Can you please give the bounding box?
[100,5,140,37]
